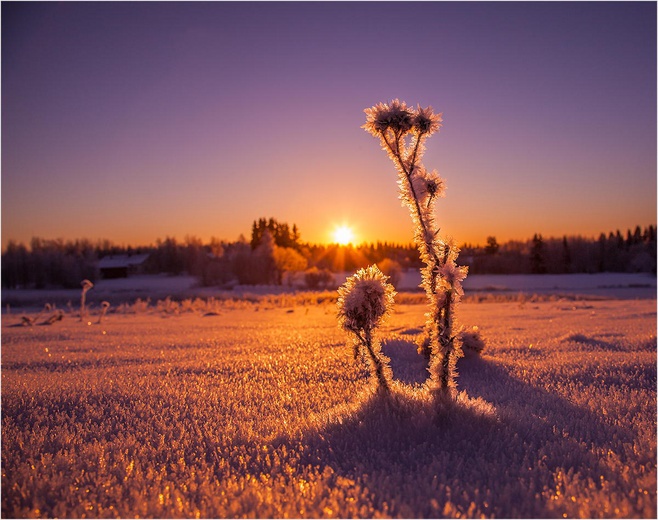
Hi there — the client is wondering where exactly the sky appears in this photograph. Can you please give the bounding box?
[2,1,656,250]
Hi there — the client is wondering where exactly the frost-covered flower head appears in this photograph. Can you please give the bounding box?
[363,99,413,136]
[81,279,94,292]
[337,265,396,334]
[363,100,442,139]
[411,167,445,207]
[413,105,443,136]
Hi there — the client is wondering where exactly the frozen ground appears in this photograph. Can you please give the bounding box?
[362,271,657,298]
[1,296,656,518]
[2,272,656,313]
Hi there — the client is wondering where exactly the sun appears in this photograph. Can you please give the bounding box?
[332,225,354,245]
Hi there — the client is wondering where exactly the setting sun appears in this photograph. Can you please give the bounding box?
[333,225,354,245]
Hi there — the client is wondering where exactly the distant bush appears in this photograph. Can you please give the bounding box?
[273,246,307,285]
[304,267,334,290]
[377,259,402,288]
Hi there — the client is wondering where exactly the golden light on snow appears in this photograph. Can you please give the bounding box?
[1,290,655,518]
[332,225,355,245]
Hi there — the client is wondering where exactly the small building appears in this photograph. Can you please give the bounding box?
[98,254,150,279]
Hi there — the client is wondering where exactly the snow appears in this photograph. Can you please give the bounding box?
[2,296,655,517]
[460,272,657,297]
[335,271,657,298]
[3,272,655,315]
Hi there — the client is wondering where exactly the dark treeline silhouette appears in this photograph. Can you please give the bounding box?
[462,225,656,275]
[1,237,132,289]
[250,217,301,250]
[2,221,656,289]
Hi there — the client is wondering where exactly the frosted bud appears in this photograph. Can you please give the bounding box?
[363,99,413,136]
[412,168,445,206]
[337,265,396,334]
[413,105,443,136]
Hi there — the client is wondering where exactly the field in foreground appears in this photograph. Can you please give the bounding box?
[2,298,656,518]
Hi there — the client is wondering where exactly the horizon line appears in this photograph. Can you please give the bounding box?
[3,223,656,253]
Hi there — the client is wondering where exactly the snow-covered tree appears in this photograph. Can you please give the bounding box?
[273,246,307,285]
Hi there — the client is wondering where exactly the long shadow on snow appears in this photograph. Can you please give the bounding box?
[458,355,638,452]
[268,348,641,517]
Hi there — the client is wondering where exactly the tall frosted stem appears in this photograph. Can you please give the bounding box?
[362,100,468,396]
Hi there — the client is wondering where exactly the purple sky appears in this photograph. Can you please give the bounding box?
[2,1,656,249]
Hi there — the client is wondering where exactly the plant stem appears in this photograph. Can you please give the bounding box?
[381,133,441,267]
[436,288,453,392]
[381,130,457,393]
[359,329,389,393]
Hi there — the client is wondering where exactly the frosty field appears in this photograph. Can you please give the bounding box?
[1,296,656,518]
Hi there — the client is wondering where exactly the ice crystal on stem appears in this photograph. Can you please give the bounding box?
[363,99,468,398]
[337,265,395,393]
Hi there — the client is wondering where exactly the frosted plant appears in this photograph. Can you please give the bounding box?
[459,326,486,359]
[98,301,110,324]
[44,307,64,325]
[20,303,49,326]
[363,99,469,396]
[337,265,396,393]
[80,279,94,322]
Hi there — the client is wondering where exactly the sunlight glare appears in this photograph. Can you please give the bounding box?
[333,225,354,245]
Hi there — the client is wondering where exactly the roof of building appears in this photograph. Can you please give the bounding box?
[98,254,150,269]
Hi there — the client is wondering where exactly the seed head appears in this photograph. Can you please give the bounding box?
[411,167,445,205]
[337,265,396,334]
[363,99,414,136]
[413,105,443,135]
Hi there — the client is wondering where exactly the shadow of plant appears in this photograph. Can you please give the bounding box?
[381,337,429,386]
[457,355,638,450]
[560,332,657,353]
[270,353,655,518]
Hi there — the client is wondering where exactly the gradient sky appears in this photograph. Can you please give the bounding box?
[2,1,656,249]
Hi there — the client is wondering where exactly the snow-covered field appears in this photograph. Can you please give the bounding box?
[2,272,656,313]
[2,295,656,518]
[363,271,657,299]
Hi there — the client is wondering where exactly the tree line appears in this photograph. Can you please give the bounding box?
[2,220,655,289]
[463,225,656,275]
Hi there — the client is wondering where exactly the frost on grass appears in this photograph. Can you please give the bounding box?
[1,300,655,518]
